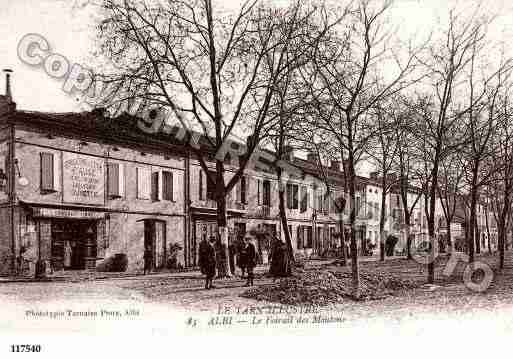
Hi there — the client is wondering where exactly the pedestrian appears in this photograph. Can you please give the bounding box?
[228,240,236,275]
[199,237,217,289]
[143,245,152,275]
[237,235,247,278]
[243,236,257,287]
[213,235,228,278]
[269,236,288,280]
[64,240,72,269]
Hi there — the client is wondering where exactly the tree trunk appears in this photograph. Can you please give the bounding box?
[215,161,231,278]
[475,218,481,255]
[468,181,478,263]
[446,222,452,253]
[379,182,386,262]
[404,209,412,259]
[338,215,347,266]
[485,204,492,254]
[428,173,438,284]
[277,168,294,264]
[347,153,360,298]
[499,225,505,269]
[498,201,508,269]
[405,226,412,259]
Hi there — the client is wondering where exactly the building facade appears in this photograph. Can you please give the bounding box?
[0,94,187,275]
[0,84,507,275]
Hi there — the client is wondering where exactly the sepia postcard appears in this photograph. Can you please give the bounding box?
[1,0,513,357]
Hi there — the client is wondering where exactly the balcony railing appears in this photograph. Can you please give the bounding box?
[205,199,216,208]
[255,205,271,218]
[234,202,247,211]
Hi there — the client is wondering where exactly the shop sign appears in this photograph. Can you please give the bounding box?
[32,207,104,219]
[63,153,105,205]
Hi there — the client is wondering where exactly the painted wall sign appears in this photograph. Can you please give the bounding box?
[63,153,105,205]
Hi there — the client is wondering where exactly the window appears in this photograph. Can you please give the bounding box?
[206,171,216,200]
[300,186,308,213]
[240,176,247,204]
[316,194,323,211]
[40,152,60,192]
[151,172,161,201]
[324,193,330,213]
[136,167,151,199]
[162,171,174,201]
[263,180,271,206]
[286,183,298,209]
[356,197,361,216]
[107,162,124,198]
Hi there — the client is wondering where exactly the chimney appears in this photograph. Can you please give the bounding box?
[307,151,319,164]
[3,69,12,102]
[370,171,379,180]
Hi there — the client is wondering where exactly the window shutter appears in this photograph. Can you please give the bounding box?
[300,186,307,213]
[53,153,60,191]
[235,179,241,203]
[137,167,151,199]
[257,179,262,206]
[107,163,120,198]
[163,171,173,201]
[244,176,249,204]
[119,163,125,197]
[40,152,54,192]
[151,171,163,201]
[199,169,203,200]
[97,220,107,259]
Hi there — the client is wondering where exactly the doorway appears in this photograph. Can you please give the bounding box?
[144,220,167,270]
[51,219,98,270]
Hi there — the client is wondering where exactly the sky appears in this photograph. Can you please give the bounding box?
[1,0,512,175]
[1,0,511,112]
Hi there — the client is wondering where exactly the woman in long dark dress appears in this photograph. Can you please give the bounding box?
[244,237,257,286]
[269,236,290,279]
[198,237,217,289]
[236,236,247,278]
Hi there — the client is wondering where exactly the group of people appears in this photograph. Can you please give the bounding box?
[198,235,257,290]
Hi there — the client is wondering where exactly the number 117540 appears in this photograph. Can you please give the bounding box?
[10,345,41,353]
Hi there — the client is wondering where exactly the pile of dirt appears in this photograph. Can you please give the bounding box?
[241,268,418,306]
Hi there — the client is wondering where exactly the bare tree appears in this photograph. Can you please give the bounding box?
[436,152,465,254]
[302,0,424,297]
[485,82,513,269]
[392,97,424,260]
[457,36,513,263]
[93,0,325,275]
[412,5,500,283]
[366,99,400,261]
